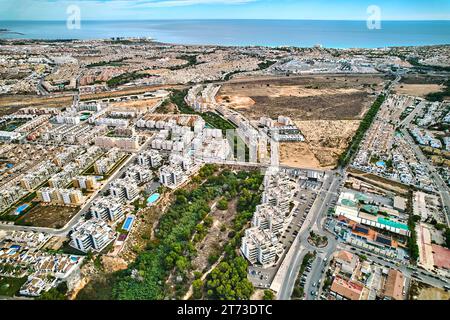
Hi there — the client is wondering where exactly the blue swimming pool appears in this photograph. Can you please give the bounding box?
[376,161,386,168]
[122,216,135,232]
[15,203,29,214]
[147,193,160,205]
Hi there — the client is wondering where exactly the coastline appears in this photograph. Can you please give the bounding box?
[0,19,449,49]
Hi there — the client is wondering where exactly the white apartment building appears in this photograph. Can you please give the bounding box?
[55,113,81,125]
[93,117,129,127]
[37,187,85,206]
[72,175,100,191]
[125,164,153,183]
[70,219,116,253]
[241,172,298,268]
[137,149,163,168]
[90,196,124,222]
[241,227,281,267]
[159,164,186,189]
[109,177,139,202]
[95,135,139,151]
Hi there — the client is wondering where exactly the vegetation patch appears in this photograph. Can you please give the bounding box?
[0,276,27,297]
[338,94,385,167]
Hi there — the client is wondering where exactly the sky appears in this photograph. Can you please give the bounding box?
[1,0,449,21]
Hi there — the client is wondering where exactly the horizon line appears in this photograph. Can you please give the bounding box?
[2,18,450,22]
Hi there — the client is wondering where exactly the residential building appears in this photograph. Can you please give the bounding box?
[70,219,116,253]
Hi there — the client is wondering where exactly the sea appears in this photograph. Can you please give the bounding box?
[0,20,449,48]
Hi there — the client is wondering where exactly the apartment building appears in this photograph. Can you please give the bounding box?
[137,149,163,168]
[70,219,116,253]
[241,227,281,267]
[55,112,81,125]
[37,187,85,206]
[90,196,124,222]
[94,148,123,175]
[93,117,129,127]
[159,164,186,189]
[0,131,21,141]
[53,146,82,167]
[241,172,298,268]
[72,175,100,191]
[95,135,139,151]
[20,160,59,190]
[125,164,153,183]
[109,177,139,202]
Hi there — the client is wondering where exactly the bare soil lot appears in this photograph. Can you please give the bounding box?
[218,75,384,121]
[280,120,360,169]
[221,75,385,169]
[110,98,160,111]
[16,204,79,229]
[394,84,445,97]
[0,94,73,115]
[279,142,322,169]
[410,280,450,300]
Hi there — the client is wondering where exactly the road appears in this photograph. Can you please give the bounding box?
[277,170,343,300]
[339,244,450,289]
[401,128,450,226]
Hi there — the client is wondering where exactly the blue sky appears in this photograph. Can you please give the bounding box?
[1,0,449,21]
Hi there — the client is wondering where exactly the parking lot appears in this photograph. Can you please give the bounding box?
[248,176,322,289]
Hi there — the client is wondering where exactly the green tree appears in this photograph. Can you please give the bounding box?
[263,290,275,300]
[217,199,229,211]
[38,282,67,300]
[192,279,204,299]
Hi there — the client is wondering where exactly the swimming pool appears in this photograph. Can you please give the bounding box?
[122,216,135,232]
[147,193,160,205]
[376,161,386,168]
[15,203,29,215]
[70,256,80,263]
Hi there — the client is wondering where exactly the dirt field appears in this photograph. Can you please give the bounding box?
[280,120,360,170]
[218,75,385,169]
[279,142,322,169]
[250,289,265,300]
[17,204,79,229]
[292,120,360,169]
[0,94,73,115]
[80,83,184,101]
[110,98,160,111]
[394,84,445,97]
[217,75,384,121]
[410,280,450,300]
[0,83,185,114]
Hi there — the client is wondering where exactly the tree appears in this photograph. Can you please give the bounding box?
[263,290,274,300]
[38,282,67,300]
[217,199,228,211]
[192,279,204,299]
[445,228,450,249]
[206,257,254,300]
